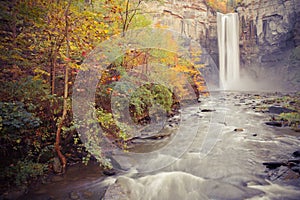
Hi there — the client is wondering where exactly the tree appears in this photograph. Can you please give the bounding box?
[103,0,158,36]
[54,0,72,174]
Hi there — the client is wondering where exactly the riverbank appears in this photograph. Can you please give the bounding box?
[9,91,300,200]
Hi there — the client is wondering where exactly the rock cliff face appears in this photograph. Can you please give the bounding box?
[148,0,218,61]
[236,0,300,90]
[148,0,300,90]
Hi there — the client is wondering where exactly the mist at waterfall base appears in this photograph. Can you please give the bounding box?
[217,12,291,92]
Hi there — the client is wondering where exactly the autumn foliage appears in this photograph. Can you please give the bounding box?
[0,0,149,190]
[0,0,207,193]
[205,0,242,13]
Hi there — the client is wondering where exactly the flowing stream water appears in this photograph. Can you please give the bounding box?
[22,91,300,200]
[102,92,300,200]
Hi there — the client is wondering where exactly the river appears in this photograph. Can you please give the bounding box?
[22,91,300,200]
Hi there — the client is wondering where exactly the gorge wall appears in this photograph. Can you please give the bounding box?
[148,0,218,62]
[236,0,300,90]
[148,0,300,90]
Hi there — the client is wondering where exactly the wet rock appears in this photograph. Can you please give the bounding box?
[168,123,174,127]
[264,155,300,182]
[53,157,62,174]
[292,128,300,132]
[263,162,283,169]
[281,169,300,180]
[268,166,289,181]
[292,150,300,158]
[167,115,180,123]
[83,190,93,199]
[103,168,117,176]
[106,155,123,170]
[287,160,299,167]
[262,99,276,104]
[239,99,246,103]
[265,121,282,127]
[268,106,296,114]
[70,191,79,200]
[168,122,178,128]
[104,180,128,200]
[234,128,244,132]
[201,109,216,112]
[253,106,268,113]
[291,166,300,173]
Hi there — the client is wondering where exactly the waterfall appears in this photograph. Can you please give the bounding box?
[217,12,240,90]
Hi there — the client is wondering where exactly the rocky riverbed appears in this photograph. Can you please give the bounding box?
[13,91,300,200]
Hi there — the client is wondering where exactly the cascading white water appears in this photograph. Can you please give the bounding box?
[217,12,240,90]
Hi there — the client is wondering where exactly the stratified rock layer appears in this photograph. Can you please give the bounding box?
[147,0,300,90]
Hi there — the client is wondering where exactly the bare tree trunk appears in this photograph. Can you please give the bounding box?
[54,0,71,174]
[122,0,142,36]
[122,0,130,36]
[50,52,57,95]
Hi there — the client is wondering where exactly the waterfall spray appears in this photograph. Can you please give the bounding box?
[217,12,240,90]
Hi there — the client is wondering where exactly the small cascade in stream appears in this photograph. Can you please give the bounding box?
[217,12,240,90]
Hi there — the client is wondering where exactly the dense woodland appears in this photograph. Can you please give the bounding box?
[0,0,222,192]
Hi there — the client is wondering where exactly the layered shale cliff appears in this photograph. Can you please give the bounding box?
[147,0,300,90]
[237,0,300,89]
[148,0,218,61]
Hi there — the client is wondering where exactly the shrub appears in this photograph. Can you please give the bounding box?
[1,160,47,187]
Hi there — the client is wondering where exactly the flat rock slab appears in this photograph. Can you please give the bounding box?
[265,121,282,127]
[268,106,296,114]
